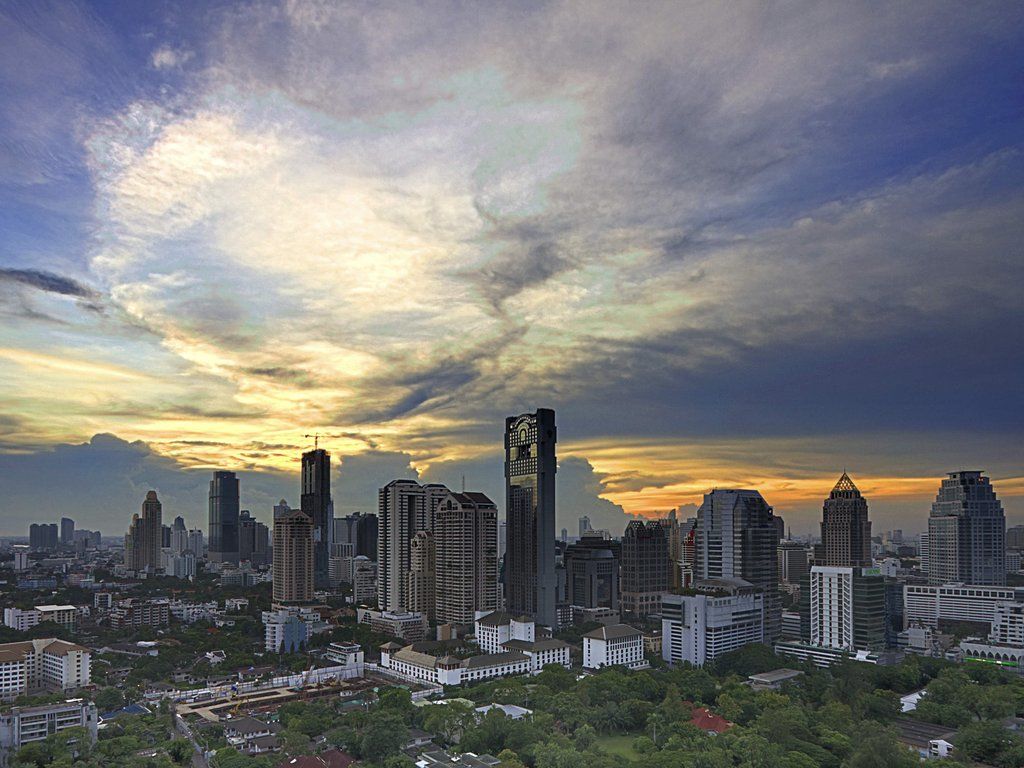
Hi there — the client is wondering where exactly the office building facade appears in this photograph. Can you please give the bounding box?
[820,473,871,567]
[694,489,781,639]
[564,534,621,611]
[662,579,765,667]
[505,409,558,627]
[927,471,1005,586]
[300,449,333,590]
[208,470,240,564]
[621,520,670,617]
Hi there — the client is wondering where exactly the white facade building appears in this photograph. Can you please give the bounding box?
[474,611,535,653]
[0,639,91,699]
[903,583,1023,628]
[661,579,764,667]
[583,624,646,670]
[810,566,855,650]
[2,609,39,633]
[0,699,97,761]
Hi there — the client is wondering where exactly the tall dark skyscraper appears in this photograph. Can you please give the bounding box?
[208,470,240,563]
[695,489,781,639]
[621,520,670,617]
[820,472,872,567]
[301,448,332,590]
[60,517,75,546]
[505,408,557,627]
[927,471,1005,586]
[239,510,271,566]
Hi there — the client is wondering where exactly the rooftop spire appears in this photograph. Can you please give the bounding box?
[831,471,859,494]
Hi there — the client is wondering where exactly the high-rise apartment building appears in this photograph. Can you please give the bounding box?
[434,492,499,625]
[273,511,313,605]
[927,471,1005,586]
[208,470,240,564]
[239,510,271,566]
[169,516,188,555]
[301,449,333,590]
[621,520,670,617]
[125,491,162,573]
[578,516,591,538]
[377,480,451,611]
[505,408,558,628]
[60,518,74,547]
[334,512,379,560]
[28,524,58,552]
[407,531,435,621]
[273,499,291,519]
[820,473,871,567]
[695,489,781,639]
[187,528,204,557]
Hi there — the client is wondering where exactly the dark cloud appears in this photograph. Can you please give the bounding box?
[0,268,96,298]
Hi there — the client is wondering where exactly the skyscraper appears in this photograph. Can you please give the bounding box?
[239,510,271,566]
[820,472,871,567]
[377,480,449,611]
[333,512,379,560]
[578,516,591,538]
[434,491,499,625]
[273,511,313,605]
[621,520,670,617]
[301,449,332,590]
[60,517,75,547]
[125,491,163,573]
[170,516,188,555]
[565,533,621,611]
[927,471,1006,586]
[407,531,435,621]
[208,470,240,563]
[695,489,781,639]
[505,408,558,627]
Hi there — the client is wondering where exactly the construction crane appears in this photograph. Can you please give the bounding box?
[304,433,320,450]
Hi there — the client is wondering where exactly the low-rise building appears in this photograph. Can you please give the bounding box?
[904,583,1023,629]
[0,639,91,698]
[583,624,647,670]
[474,612,535,653]
[109,598,170,629]
[747,668,803,691]
[662,579,765,667]
[262,607,326,652]
[379,643,531,686]
[356,608,428,642]
[0,699,97,761]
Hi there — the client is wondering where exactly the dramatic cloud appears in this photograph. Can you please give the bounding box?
[1,1,1022,533]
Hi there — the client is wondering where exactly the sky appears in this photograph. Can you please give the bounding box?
[1,1,1023,538]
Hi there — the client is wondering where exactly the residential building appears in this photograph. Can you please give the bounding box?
[694,489,781,639]
[2,609,39,633]
[0,639,91,698]
[407,531,435,621]
[378,480,450,612]
[661,579,765,668]
[352,557,377,604]
[272,511,314,605]
[262,607,325,652]
[239,510,271,566]
[0,699,97,761]
[808,566,885,651]
[109,599,170,629]
[169,516,188,555]
[12,547,29,572]
[59,518,74,547]
[301,448,333,590]
[208,470,240,564]
[927,471,1005,586]
[356,608,428,642]
[578,516,591,538]
[621,520,670,617]
[187,528,204,557]
[125,491,162,573]
[435,492,499,625]
[505,409,558,628]
[28,524,57,552]
[583,624,646,670]
[333,512,378,560]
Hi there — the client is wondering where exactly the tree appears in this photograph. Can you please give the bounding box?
[841,729,918,768]
[93,687,125,712]
[573,724,596,751]
[361,713,408,762]
[955,719,1023,765]
[424,700,474,745]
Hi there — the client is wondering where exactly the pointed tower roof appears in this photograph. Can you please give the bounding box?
[831,472,859,495]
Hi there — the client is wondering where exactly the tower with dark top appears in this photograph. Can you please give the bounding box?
[301,448,333,590]
[505,408,557,627]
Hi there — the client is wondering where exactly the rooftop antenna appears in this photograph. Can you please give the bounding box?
[461,474,466,492]
[304,433,320,450]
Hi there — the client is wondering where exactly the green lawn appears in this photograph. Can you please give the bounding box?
[594,734,641,761]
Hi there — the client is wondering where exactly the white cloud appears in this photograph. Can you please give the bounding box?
[150,44,194,70]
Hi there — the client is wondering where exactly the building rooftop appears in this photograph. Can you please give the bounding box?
[747,668,804,684]
[583,623,642,641]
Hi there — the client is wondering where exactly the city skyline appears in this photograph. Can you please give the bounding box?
[1,2,1023,535]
